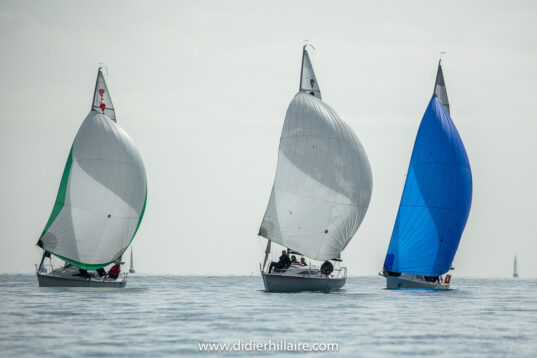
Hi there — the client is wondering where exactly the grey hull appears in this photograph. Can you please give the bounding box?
[37,273,127,288]
[386,276,449,290]
[262,272,345,292]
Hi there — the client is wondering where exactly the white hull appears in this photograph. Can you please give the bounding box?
[261,265,346,292]
[386,275,449,290]
[37,266,127,288]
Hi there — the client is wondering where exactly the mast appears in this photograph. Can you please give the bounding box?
[434,59,450,114]
[262,240,271,270]
[37,251,48,273]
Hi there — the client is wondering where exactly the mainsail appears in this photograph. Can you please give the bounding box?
[299,46,322,100]
[92,68,116,122]
[383,66,472,276]
[434,60,450,114]
[37,69,147,269]
[259,48,372,261]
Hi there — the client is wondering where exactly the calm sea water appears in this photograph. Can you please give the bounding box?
[0,275,536,357]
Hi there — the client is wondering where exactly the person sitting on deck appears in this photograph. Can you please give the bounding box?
[268,250,291,273]
[290,255,297,265]
[300,257,307,266]
[78,269,91,280]
[96,268,106,277]
[108,263,121,280]
[320,260,334,276]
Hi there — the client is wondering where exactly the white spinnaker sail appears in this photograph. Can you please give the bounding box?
[434,61,450,114]
[259,92,372,260]
[92,69,116,122]
[300,47,322,100]
[39,111,147,268]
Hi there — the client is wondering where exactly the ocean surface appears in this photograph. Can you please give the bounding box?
[1,275,536,357]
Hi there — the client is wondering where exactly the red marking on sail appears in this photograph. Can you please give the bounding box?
[100,103,106,114]
[98,89,105,100]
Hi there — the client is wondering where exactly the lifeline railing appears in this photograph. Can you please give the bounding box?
[35,262,128,281]
[260,263,347,279]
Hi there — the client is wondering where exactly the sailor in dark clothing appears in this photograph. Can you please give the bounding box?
[268,250,291,273]
[290,255,297,265]
[320,260,334,276]
[78,269,91,280]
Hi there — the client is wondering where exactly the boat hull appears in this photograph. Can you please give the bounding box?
[386,275,449,290]
[262,272,345,292]
[37,273,127,288]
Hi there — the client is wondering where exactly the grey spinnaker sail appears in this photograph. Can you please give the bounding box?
[38,68,146,270]
[259,47,372,261]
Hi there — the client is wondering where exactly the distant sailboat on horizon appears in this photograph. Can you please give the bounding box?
[513,255,519,278]
[258,45,373,292]
[129,247,136,274]
[381,59,473,289]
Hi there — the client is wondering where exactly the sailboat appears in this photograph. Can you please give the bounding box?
[36,67,147,288]
[380,60,472,289]
[129,247,136,274]
[513,255,519,278]
[258,45,373,292]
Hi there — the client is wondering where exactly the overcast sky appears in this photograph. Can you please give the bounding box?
[1,1,536,277]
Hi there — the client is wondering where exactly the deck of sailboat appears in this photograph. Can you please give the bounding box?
[36,265,127,288]
[261,265,347,292]
[37,272,127,288]
[262,272,346,292]
[385,274,449,290]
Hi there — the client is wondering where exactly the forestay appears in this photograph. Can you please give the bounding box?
[38,71,146,269]
[259,92,372,261]
[384,95,472,276]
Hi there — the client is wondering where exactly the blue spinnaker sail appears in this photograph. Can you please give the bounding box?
[384,94,472,276]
